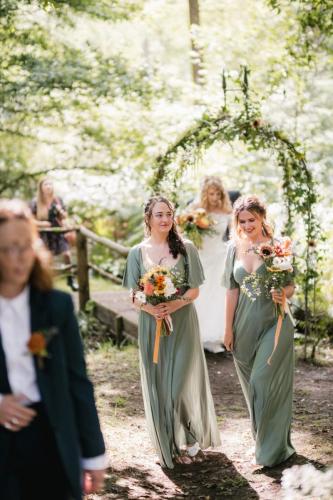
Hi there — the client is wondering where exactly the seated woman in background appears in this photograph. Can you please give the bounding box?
[31,177,78,291]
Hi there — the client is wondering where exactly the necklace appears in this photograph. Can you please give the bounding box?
[239,239,266,256]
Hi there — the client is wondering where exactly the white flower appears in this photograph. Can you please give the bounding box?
[134,291,146,304]
[282,464,333,499]
[272,256,293,271]
[164,277,177,297]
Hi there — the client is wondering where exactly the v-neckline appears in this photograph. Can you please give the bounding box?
[139,246,181,273]
[236,260,265,275]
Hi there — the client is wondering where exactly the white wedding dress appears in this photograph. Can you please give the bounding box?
[195,212,231,353]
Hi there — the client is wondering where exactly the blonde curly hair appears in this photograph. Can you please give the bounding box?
[200,176,232,213]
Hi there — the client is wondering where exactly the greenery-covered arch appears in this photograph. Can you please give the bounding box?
[151,68,319,346]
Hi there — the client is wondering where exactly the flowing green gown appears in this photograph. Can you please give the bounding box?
[222,243,295,467]
[123,241,221,469]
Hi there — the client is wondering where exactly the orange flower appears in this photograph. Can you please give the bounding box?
[27,333,46,355]
[196,217,210,229]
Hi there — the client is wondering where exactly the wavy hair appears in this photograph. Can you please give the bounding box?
[0,199,53,291]
[144,196,186,258]
[200,176,232,213]
[36,177,54,220]
[232,195,274,240]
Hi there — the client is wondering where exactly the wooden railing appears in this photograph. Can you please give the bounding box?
[40,226,137,344]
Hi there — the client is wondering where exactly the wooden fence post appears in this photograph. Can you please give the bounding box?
[76,228,90,310]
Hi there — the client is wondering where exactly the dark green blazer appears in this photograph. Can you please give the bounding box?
[0,287,105,500]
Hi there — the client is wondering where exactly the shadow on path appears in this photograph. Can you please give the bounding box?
[252,453,327,483]
[164,451,259,499]
[101,452,259,499]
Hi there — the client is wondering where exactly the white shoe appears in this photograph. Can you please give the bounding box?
[187,442,200,457]
[203,341,225,354]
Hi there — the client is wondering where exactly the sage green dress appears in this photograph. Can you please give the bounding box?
[222,243,295,467]
[123,241,221,469]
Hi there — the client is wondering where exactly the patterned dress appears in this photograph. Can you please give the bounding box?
[31,198,69,255]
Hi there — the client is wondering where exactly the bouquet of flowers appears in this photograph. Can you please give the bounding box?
[131,266,184,363]
[241,237,295,364]
[176,208,216,249]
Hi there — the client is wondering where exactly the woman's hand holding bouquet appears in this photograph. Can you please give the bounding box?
[131,266,185,363]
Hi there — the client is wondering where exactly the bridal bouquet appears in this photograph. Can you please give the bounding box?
[241,237,295,364]
[131,266,184,363]
[176,208,216,249]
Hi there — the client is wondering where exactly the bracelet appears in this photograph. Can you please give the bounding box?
[181,296,192,303]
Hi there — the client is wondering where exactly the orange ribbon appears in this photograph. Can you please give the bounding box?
[153,319,163,364]
[267,289,286,366]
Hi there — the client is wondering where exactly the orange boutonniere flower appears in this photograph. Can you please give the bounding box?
[27,327,58,369]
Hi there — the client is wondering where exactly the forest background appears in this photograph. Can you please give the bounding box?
[1,0,333,345]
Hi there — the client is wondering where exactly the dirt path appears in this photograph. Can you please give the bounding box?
[87,345,333,499]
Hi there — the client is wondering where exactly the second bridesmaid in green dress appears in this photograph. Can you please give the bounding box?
[223,195,296,467]
[123,196,221,469]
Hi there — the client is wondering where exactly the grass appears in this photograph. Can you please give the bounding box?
[54,274,122,293]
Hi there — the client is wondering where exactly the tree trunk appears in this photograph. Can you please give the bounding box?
[188,0,204,85]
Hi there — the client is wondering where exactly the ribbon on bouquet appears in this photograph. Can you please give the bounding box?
[267,290,295,366]
[153,314,173,364]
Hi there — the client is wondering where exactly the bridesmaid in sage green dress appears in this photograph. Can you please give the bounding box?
[123,196,221,469]
[223,195,295,467]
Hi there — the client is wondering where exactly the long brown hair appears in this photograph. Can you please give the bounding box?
[144,196,186,258]
[232,195,274,240]
[0,199,53,291]
[200,176,232,213]
[36,177,54,220]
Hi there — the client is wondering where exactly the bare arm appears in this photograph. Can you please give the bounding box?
[224,288,239,351]
[35,220,51,228]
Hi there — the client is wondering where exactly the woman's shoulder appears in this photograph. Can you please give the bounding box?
[183,238,197,252]
[127,242,144,260]
[48,288,73,307]
[226,239,236,249]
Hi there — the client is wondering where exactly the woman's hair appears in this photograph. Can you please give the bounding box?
[200,176,232,213]
[232,194,274,240]
[144,196,186,258]
[36,177,54,220]
[0,199,53,290]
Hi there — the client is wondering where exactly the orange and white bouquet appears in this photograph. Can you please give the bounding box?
[176,208,216,248]
[241,237,295,364]
[241,237,294,305]
[131,266,185,363]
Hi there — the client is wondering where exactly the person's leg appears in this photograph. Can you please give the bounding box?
[63,250,79,291]
[13,404,73,500]
[249,321,295,467]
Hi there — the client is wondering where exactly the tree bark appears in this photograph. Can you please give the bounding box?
[188,0,204,85]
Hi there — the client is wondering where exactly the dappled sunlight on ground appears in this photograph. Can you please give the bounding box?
[87,345,332,499]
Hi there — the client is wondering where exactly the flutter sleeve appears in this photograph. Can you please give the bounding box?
[185,241,205,288]
[122,246,141,289]
[221,243,239,289]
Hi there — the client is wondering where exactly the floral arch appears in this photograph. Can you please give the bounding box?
[151,68,319,345]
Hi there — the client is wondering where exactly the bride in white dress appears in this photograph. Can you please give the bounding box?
[192,176,232,353]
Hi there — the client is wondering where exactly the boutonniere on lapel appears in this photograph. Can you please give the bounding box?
[27,327,59,369]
